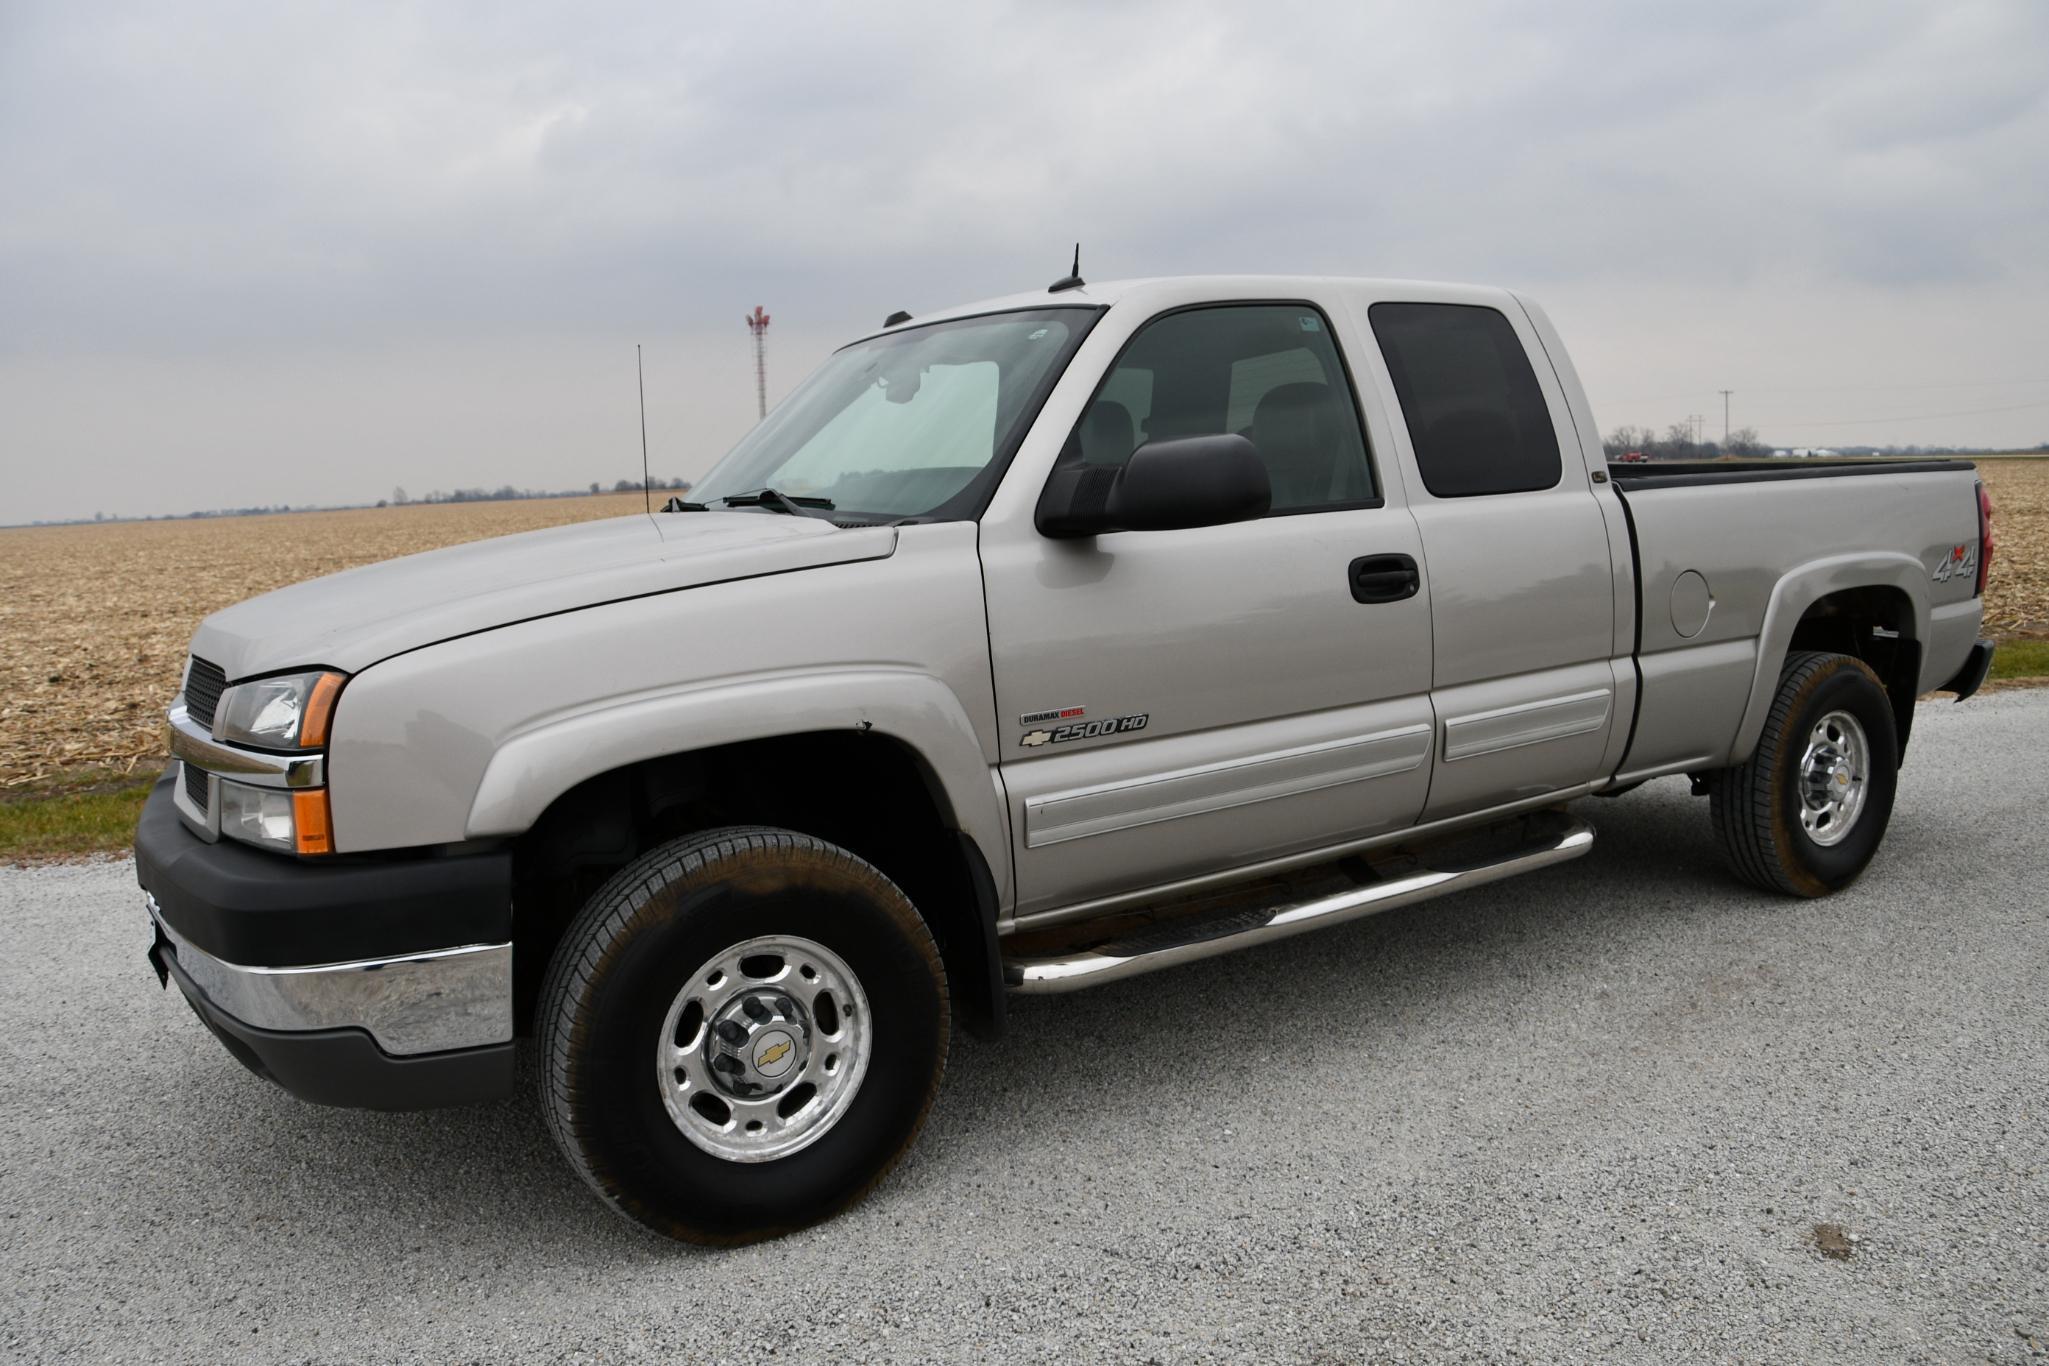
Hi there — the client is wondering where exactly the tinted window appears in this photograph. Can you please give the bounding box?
[1067,305,1375,512]
[1369,302,1561,498]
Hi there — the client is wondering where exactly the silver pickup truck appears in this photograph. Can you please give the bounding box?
[137,274,1996,1243]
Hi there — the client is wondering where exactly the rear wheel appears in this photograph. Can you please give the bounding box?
[1708,651,1899,897]
[538,827,949,1244]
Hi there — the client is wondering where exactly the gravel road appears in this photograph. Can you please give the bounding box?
[4,692,2046,1364]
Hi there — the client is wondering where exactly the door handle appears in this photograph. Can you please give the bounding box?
[1349,553,1420,604]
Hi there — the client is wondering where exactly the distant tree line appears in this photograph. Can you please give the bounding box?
[1602,424,1768,460]
[1604,426,2049,461]
[27,477,698,526]
[372,478,691,508]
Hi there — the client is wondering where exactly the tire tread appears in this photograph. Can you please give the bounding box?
[1708,650,1889,897]
[534,825,948,1244]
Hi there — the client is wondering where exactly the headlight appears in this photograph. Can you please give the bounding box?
[212,670,346,750]
[218,780,333,855]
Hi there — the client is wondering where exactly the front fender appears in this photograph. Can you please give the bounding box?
[1728,552,1929,764]
[462,667,1009,897]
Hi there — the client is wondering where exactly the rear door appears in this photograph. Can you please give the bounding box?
[1362,298,1625,818]
[978,296,1435,920]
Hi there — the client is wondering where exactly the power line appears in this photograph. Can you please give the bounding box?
[1729,376,2049,395]
[1762,398,2049,430]
[1605,376,2049,405]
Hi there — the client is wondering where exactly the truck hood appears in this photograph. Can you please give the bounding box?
[189,512,897,680]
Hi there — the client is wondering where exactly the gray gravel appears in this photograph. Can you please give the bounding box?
[4,691,2047,1364]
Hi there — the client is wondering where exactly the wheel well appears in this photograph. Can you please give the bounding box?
[1785,586,1921,761]
[508,731,1003,1040]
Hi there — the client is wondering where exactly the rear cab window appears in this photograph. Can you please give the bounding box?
[1368,302,1561,498]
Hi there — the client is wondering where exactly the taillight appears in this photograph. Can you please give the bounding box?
[1976,481,1994,598]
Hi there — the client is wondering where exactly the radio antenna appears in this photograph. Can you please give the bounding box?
[1048,243,1085,293]
[637,343,651,515]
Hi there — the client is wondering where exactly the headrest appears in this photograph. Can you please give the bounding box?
[1081,400,1136,464]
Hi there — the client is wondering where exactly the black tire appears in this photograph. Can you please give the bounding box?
[537,826,949,1244]
[1708,650,1899,897]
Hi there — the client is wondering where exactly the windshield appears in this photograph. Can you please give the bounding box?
[691,307,1096,522]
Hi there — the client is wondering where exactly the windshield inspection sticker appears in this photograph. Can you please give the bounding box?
[1020,713,1149,748]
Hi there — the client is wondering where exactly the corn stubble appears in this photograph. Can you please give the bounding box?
[0,494,647,789]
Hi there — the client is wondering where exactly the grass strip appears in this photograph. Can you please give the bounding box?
[0,782,152,862]
[1990,639,2049,682]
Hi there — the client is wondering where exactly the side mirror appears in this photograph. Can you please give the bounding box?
[1036,434,1272,538]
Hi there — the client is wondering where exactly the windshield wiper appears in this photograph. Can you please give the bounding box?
[715,487,836,516]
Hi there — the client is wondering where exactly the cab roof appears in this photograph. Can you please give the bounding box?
[856,275,1522,344]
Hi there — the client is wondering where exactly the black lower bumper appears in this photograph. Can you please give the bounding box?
[1940,637,1997,702]
[154,927,514,1110]
[135,771,512,966]
[136,773,516,1110]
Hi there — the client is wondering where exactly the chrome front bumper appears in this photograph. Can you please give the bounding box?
[145,893,512,1056]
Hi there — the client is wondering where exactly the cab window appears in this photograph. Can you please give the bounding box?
[1368,302,1562,498]
[1067,304,1376,512]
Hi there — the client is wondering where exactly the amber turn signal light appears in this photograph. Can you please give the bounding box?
[299,672,346,749]
[293,789,333,856]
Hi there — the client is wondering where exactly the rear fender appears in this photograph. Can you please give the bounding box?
[1729,554,1928,765]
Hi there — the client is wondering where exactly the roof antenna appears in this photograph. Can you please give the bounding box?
[637,343,651,516]
[1048,243,1084,293]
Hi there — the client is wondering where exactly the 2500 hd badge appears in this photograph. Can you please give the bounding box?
[1019,713,1150,747]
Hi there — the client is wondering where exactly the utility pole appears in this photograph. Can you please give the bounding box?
[1719,389,1733,447]
[1688,413,1705,449]
[745,306,771,420]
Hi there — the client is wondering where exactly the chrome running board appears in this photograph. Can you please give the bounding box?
[1002,811,1594,994]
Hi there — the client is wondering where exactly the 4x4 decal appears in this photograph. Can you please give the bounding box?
[1932,542,1978,584]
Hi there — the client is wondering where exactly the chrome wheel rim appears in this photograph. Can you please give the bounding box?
[656,935,872,1163]
[1797,709,1869,847]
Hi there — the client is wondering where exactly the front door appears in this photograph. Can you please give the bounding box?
[980,300,1435,920]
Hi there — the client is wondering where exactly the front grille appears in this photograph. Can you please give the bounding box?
[184,656,227,730]
[182,760,210,816]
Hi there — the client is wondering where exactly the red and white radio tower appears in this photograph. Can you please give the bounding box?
[745,306,771,419]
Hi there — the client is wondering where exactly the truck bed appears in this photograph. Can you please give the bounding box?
[1606,458,1985,785]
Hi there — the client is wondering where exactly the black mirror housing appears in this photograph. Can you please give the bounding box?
[1036,434,1272,538]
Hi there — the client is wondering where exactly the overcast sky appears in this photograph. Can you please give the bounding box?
[3,0,2047,523]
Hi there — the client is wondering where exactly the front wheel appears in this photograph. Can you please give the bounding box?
[1708,650,1899,897]
[537,827,949,1244]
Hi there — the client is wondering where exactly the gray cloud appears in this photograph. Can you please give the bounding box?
[3,0,2047,521]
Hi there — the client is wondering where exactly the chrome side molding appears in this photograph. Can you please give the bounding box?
[1022,724,1432,849]
[1003,816,1594,994]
